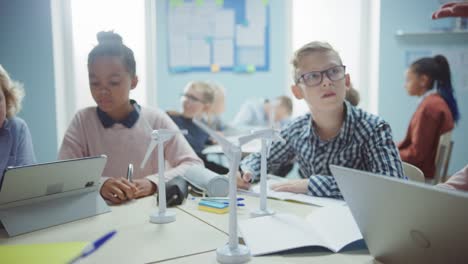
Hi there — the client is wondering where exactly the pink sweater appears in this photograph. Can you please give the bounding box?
[439,165,468,192]
[58,106,203,186]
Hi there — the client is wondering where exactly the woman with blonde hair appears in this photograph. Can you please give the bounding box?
[0,65,36,178]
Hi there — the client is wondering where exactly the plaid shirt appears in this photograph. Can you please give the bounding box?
[240,101,404,199]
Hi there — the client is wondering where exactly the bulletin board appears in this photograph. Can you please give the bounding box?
[167,0,270,73]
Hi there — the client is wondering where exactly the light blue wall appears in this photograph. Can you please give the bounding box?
[0,0,57,163]
[155,0,288,121]
[2,0,465,174]
[379,0,468,174]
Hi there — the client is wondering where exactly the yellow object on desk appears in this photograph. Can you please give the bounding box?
[198,205,229,214]
[198,200,229,214]
[0,242,87,264]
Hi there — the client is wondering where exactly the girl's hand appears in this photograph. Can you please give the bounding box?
[133,178,157,198]
[100,178,138,204]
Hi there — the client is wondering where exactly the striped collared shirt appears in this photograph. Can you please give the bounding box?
[240,101,404,199]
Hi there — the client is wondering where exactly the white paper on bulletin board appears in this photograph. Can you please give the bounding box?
[167,0,270,73]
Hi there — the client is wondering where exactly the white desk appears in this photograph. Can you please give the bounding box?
[178,195,316,233]
[0,194,376,263]
[0,196,227,264]
[160,250,376,264]
[177,195,374,264]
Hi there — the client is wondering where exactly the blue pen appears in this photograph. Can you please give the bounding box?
[68,230,117,264]
[223,202,245,207]
[202,197,244,202]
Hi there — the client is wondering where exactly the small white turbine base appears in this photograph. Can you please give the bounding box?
[149,209,176,224]
[250,208,275,217]
[216,244,251,264]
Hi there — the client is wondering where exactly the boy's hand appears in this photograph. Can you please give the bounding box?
[271,179,308,194]
[133,179,157,198]
[100,178,138,204]
[237,170,252,190]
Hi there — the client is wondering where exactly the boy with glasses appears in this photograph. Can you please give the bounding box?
[237,41,404,198]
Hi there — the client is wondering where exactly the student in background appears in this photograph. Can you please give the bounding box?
[237,41,404,198]
[203,82,227,132]
[345,83,360,106]
[398,55,459,180]
[274,96,293,127]
[168,81,228,174]
[0,65,36,178]
[58,31,202,204]
[231,96,293,128]
[432,2,468,191]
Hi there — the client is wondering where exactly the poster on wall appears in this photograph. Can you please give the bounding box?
[167,0,270,73]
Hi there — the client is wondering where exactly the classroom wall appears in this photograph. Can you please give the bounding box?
[0,0,58,163]
[2,0,465,174]
[379,0,468,175]
[155,0,289,121]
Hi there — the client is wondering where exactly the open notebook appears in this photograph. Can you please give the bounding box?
[239,205,363,256]
[246,178,346,207]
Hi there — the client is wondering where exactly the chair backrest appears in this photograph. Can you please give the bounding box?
[402,162,425,183]
[433,131,453,184]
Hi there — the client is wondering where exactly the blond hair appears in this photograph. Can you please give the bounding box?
[0,65,25,118]
[345,83,360,106]
[186,81,215,104]
[291,41,342,82]
[209,82,225,98]
[275,95,293,115]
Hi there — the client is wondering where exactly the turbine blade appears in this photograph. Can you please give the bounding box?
[141,140,158,168]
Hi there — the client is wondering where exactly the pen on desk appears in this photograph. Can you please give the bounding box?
[68,230,117,264]
[127,163,133,183]
[223,202,245,206]
[202,197,244,201]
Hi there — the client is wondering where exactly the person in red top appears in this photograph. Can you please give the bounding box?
[398,55,460,179]
[432,2,468,191]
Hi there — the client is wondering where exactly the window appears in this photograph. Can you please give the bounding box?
[51,0,157,147]
[70,0,147,109]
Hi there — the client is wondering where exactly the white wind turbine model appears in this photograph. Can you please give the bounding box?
[249,128,285,217]
[194,119,265,264]
[141,129,187,224]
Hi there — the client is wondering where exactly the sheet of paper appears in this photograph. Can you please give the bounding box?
[240,207,363,256]
[214,10,235,38]
[236,25,264,46]
[245,0,266,27]
[238,47,265,66]
[213,39,234,67]
[169,36,190,68]
[239,213,325,256]
[0,242,87,264]
[251,179,346,207]
[189,39,210,67]
[306,206,363,251]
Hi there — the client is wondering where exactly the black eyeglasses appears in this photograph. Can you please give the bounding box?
[297,65,346,87]
[181,93,204,103]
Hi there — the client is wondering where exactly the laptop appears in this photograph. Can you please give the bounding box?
[330,165,468,264]
[0,155,110,236]
[0,155,107,205]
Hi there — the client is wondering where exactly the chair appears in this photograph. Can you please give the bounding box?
[431,131,454,185]
[402,162,425,183]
